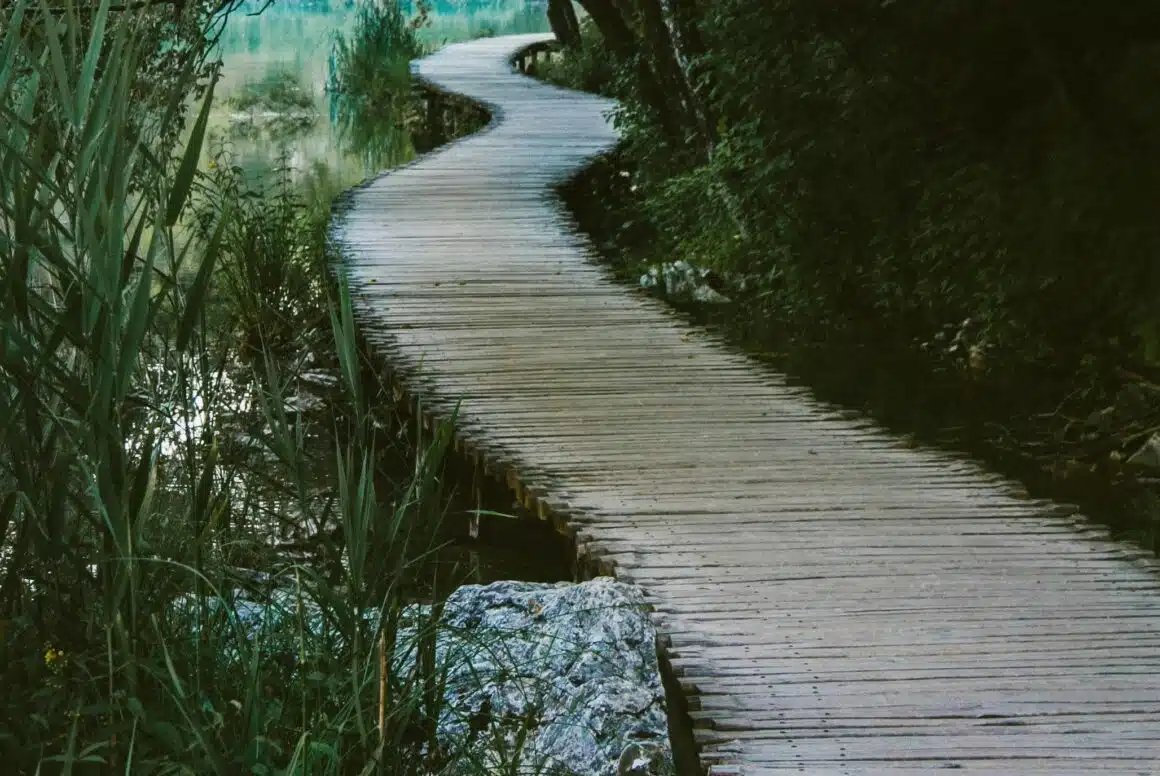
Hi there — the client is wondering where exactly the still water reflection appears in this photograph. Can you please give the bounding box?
[209,0,549,187]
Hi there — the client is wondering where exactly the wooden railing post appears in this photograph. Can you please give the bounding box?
[514,43,560,76]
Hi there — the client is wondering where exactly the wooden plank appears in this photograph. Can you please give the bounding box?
[335,33,1160,775]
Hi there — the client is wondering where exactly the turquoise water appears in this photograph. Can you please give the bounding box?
[208,0,549,188]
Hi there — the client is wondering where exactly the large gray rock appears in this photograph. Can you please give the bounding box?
[399,578,673,776]
[172,577,672,776]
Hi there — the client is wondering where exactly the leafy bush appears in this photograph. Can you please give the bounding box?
[596,0,1160,374]
[328,0,424,100]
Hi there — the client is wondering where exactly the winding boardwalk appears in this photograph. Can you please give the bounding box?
[334,34,1160,775]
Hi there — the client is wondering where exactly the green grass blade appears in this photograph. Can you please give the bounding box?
[329,274,363,417]
[0,0,29,99]
[75,0,110,117]
[165,77,217,226]
[122,718,137,775]
[151,617,230,776]
[176,206,228,352]
[58,704,81,776]
[38,0,76,127]
[115,235,158,403]
[77,17,126,186]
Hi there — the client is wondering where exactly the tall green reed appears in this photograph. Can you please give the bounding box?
[0,4,465,773]
[327,0,427,168]
[0,0,224,766]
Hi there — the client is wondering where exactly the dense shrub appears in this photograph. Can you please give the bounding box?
[592,0,1160,370]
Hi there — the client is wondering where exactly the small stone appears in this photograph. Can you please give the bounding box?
[617,741,668,776]
[639,261,731,304]
[298,370,339,388]
[693,285,731,304]
[283,393,323,413]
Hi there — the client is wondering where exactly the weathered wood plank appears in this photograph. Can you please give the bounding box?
[334,33,1160,775]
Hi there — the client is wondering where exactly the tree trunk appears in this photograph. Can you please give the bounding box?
[573,0,683,140]
[654,0,750,239]
[577,0,750,237]
[572,0,634,56]
[547,0,582,48]
[637,0,703,147]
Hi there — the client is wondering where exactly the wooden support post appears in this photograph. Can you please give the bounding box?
[469,549,481,584]
[426,90,444,143]
[469,458,481,540]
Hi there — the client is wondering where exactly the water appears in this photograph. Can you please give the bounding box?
[208,0,550,189]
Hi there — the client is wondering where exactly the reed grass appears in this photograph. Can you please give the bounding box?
[0,4,479,773]
[326,0,426,168]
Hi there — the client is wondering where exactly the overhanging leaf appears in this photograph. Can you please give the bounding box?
[165,77,217,226]
[176,205,229,352]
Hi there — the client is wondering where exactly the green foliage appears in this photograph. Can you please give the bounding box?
[0,4,475,773]
[598,0,1160,371]
[328,0,426,166]
[325,0,490,166]
[329,0,425,100]
[201,157,333,361]
[229,66,316,113]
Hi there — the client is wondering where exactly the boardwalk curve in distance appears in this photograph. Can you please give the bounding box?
[334,33,1160,775]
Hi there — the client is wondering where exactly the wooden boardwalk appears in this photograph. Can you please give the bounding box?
[334,34,1160,775]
